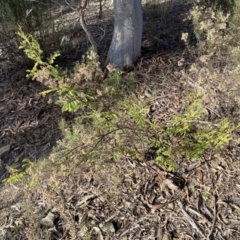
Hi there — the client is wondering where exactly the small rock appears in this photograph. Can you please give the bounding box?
[40,212,55,227]
[99,222,115,233]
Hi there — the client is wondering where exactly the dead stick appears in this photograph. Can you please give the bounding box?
[177,201,205,237]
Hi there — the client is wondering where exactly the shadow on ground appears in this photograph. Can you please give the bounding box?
[0,67,65,181]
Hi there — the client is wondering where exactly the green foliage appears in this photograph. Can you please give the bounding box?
[169,93,206,132]
[121,100,150,130]
[18,28,102,114]
[4,159,35,184]
[175,117,235,159]
[154,140,176,172]
[4,167,25,184]
[56,85,94,112]
[103,70,124,100]
[42,85,93,113]
[146,92,237,170]
[17,28,62,80]
[56,89,237,172]
[202,187,212,197]
[103,71,137,107]
[17,28,92,114]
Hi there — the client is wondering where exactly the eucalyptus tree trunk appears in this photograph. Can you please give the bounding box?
[107,0,143,70]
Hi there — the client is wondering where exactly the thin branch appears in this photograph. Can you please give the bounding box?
[64,0,98,54]
[64,0,76,11]
[79,14,98,54]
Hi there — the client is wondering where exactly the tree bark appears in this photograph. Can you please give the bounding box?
[107,0,142,70]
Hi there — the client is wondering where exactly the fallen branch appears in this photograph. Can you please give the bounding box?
[177,200,204,237]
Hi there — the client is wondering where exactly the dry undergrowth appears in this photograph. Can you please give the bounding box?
[1,0,240,240]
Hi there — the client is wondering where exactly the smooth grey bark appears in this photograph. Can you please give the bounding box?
[107,0,143,69]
